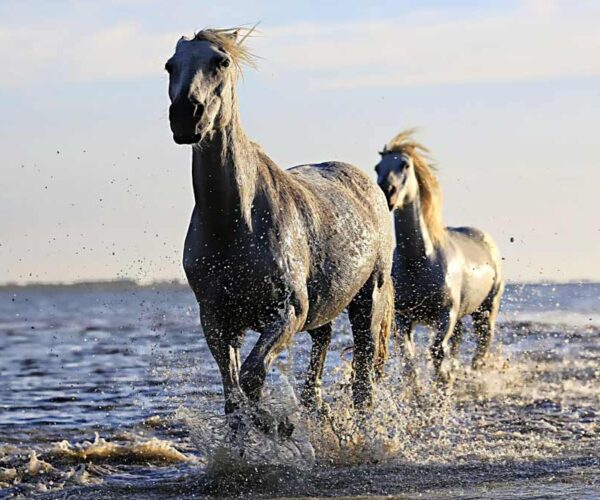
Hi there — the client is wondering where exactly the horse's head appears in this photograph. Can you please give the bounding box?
[165,29,252,145]
[375,151,419,211]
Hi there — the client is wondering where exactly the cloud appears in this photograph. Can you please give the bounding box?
[0,22,176,86]
[256,3,600,89]
[1,1,600,89]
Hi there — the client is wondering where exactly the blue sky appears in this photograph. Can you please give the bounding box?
[1,0,599,283]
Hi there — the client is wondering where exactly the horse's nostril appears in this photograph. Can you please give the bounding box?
[193,103,204,118]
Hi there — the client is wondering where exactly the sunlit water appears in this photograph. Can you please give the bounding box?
[0,282,598,498]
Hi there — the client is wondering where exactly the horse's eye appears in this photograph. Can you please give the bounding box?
[212,55,231,69]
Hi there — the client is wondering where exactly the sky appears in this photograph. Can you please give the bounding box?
[1,0,599,284]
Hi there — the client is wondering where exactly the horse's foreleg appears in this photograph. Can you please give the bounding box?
[448,320,463,361]
[239,306,299,403]
[430,310,458,384]
[239,306,301,437]
[202,322,245,416]
[396,315,417,386]
[301,323,332,412]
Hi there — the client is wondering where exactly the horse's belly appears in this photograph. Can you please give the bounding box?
[393,262,448,317]
[303,254,377,330]
[303,280,366,330]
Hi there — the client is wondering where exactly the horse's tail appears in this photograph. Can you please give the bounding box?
[374,276,395,380]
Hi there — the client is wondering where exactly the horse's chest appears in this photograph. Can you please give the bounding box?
[393,262,450,319]
[184,243,285,314]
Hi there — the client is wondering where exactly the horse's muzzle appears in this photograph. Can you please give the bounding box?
[169,99,203,144]
[379,183,398,210]
[173,132,202,144]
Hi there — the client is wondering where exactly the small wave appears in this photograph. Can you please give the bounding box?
[0,433,194,495]
[0,450,102,495]
[50,432,193,464]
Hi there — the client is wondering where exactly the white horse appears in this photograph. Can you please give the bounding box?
[375,129,504,383]
[165,28,395,432]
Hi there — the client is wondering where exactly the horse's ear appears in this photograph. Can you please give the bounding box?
[226,30,239,41]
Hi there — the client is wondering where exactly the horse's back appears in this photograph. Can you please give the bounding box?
[288,161,388,214]
[448,227,501,269]
[287,161,392,242]
[284,161,394,328]
[447,226,502,315]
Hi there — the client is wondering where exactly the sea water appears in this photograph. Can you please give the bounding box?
[0,282,598,498]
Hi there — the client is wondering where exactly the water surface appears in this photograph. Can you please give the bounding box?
[0,282,599,498]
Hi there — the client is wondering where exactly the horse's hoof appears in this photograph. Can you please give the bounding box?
[249,407,279,435]
[434,370,452,392]
[318,402,332,421]
[226,413,246,434]
[449,358,461,372]
[277,417,295,438]
[472,358,486,371]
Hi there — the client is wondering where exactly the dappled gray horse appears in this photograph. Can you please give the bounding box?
[375,129,503,382]
[165,28,394,429]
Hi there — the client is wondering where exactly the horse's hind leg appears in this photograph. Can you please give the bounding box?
[301,323,332,412]
[348,272,391,409]
[472,284,503,369]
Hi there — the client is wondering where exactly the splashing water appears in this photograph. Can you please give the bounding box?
[1,282,599,497]
[176,371,315,472]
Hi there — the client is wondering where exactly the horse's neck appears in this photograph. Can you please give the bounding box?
[394,195,436,263]
[191,108,258,233]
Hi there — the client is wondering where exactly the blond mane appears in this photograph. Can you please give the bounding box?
[383,129,445,245]
[192,26,257,71]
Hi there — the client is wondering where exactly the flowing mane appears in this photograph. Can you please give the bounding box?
[383,129,445,245]
[190,27,257,71]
